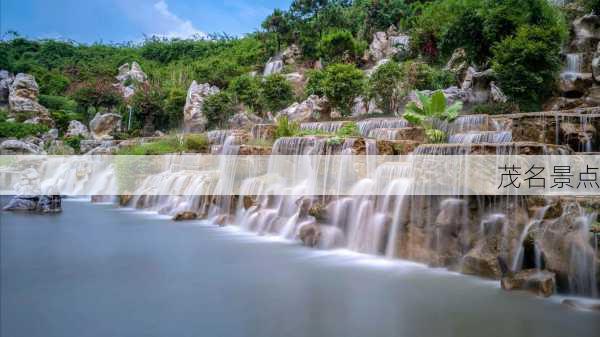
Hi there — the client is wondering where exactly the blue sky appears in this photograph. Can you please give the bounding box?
[1,0,292,43]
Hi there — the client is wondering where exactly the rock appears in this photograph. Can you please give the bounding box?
[501,270,556,297]
[228,111,263,130]
[119,194,133,206]
[560,72,594,97]
[114,62,148,99]
[0,139,45,154]
[284,72,305,95]
[35,195,62,213]
[42,128,59,142]
[461,67,495,103]
[592,43,600,82]
[183,81,219,132]
[65,120,90,138]
[369,26,410,62]
[281,44,301,65]
[89,113,121,140]
[46,141,75,155]
[242,196,256,209]
[409,87,468,106]
[562,299,600,312]
[173,211,198,221]
[298,222,321,248]
[366,58,390,77]
[462,246,503,279]
[153,130,166,137]
[276,95,327,123]
[2,196,38,211]
[351,96,380,117]
[490,82,508,103]
[445,48,469,82]
[0,70,14,105]
[8,73,52,126]
[572,15,600,51]
[80,140,118,154]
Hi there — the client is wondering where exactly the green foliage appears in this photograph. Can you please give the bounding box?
[321,63,365,116]
[160,87,186,130]
[491,25,563,111]
[183,134,209,153]
[0,121,49,139]
[584,0,600,15]
[117,136,183,155]
[261,74,295,112]
[401,60,455,91]
[63,135,84,152]
[404,90,461,143]
[318,30,366,64]
[202,91,234,129]
[305,69,328,97]
[229,74,263,112]
[39,95,77,111]
[131,83,165,135]
[471,102,519,115]
[50,110,84,134]
[368,60,404,114]
[336,121,360,137]
[71,79,123,119]
[274,116,301,139]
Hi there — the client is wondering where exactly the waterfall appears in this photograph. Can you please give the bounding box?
[358,118,410,137]
[263,57,283,76]
[561,53,583,81]
[448,131,513,144]
[511,205,550,272]
[300,121,346,134]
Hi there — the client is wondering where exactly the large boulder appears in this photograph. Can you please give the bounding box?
[572,14,600,51]
[3,195,62,213]
[8,73,52,126]
[281,44,301,65]
[592,42,600,82]
[0,139,45,154]
[461,67,495,103]
[351,96,380,117]
[89,113,122,140]
[65,120,90,138]
[263,56,284,77]
[0,70,14,105]
[501,270,556,297]
[183,81,219,132]
[276,95,327,123]
[114,62,148,100]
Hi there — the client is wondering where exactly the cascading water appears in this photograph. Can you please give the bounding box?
[358,118,410,137]
[300,121,346,134]
[448,131,513,144]
[263,56,283,76]
[562,53,583,81]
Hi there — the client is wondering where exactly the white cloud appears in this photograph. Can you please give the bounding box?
[151,1,206,39]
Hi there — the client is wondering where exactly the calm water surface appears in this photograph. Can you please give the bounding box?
[1,200,599,337]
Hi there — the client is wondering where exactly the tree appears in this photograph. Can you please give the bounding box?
[71,79,123,121]
[368,61,404,115]
[403,90,462,143]
[318,30,365,64]
[202,91,234,129]
[322,63,365,116]
[131,83,165,136]
[261,74,294,112]
[491,25,563,111]
[262,9,292,52]
[229,74,263,113]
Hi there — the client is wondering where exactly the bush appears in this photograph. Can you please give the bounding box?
[183,134,209,152]
[274,116,300,139]
[39,95,77,111]
[261,74,294,112]
[160,87,186,130]
[229,74,263,112]
[584,0,600,14]
[63,135,84,152]
[131,83,165,135]
[305,69,327,97]
[117,136,183,155]
[401,61,455,91]
[0,121,49,139]
[202,91,234,129]
[318,30,366,64]
[321,63,366,116]
[491,25,563,110]
[336,122,360,137]
[368,61,405,114]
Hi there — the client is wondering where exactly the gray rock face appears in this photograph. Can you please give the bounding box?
[263,57,284,77]
[0,70,14,105]
[228,111,263,130]
[3,195,62,213]
[65,120,90,138]
[572,14,600,50]
[276,95,327,123]
[0,139,45,155]
[8,73,52,126]
[351,96,380,117]
[114,62,148,99]
[183,81,219,132]
[89,113,122,140]
[490,82,508,103]
[445,48,469,82]
[592,42,600,82]
[281,44,301,65]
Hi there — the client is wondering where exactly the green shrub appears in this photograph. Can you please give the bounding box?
[39,95,77,111]
[584,0,600,14]
[318,30,366,64]
[336,122,360,138]
[274,116,300,139]
[0,121,49,139]
[229,74,263,112]
[402,60,455,91]
[183,134,209,153]
[117,136,183,155]
[305,69,327,97]
[368,61,405,114]
[403,90,462,143]
[159,87,186,130]
[202,91,235,129]
[261,74,294,112]
[63,135,83,152]
[322,63,366,116]
[491,25,563,111]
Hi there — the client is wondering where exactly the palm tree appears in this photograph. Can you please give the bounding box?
[403,90,463,143]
